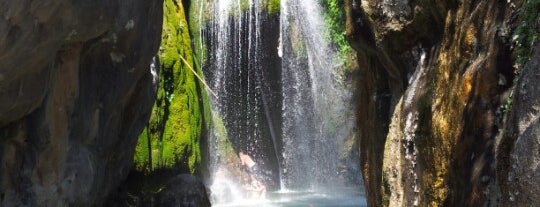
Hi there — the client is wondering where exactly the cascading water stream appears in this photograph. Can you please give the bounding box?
[201,0,284,202]
[280,0,352,189]
[195,0,365,205]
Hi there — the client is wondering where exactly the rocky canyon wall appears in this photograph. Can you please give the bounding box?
[346,0,539,206]
[0,0,162,206]
[498,39,540,206]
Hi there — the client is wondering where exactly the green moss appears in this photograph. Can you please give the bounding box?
[189,1,208,67]
[189,0,220,68]
[243,0,280,14]
[241,0,250,11]
[134,0,207,174]
[189,0,280,67]
[265,0,280,14]
[211,115,233,157]
[134,127,151,170]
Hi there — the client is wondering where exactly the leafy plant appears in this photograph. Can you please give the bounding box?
[320,0,354,67]
[513,0,539,68]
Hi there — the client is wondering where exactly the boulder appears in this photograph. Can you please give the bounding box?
[156,174,211,207]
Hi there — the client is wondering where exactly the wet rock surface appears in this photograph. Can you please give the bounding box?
[344,0,535,206]
[0,0,162,206]
[156,174,211,207]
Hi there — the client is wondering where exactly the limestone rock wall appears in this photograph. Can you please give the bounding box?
[0,0,162,206]
[344,0,538,206]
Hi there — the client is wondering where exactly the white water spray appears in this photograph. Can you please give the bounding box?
[196,0,361,204]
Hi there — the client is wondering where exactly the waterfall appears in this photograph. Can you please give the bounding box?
[280,0,355,190]
[197,0,358,203]
[200,0,283,200]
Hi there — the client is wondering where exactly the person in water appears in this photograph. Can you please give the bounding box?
[238,151,267,198]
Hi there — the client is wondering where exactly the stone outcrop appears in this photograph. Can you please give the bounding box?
[345,0,538,206]
[156,174,211,207]
[0,0,162,206]
[498,41,540,206]
[133,0,207,175]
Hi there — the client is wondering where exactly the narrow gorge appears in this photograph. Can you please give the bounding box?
[0,0,538,207]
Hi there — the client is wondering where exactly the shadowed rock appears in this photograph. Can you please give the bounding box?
[156,174,211,207]
[345,0,523,206]
[0,0,163,206]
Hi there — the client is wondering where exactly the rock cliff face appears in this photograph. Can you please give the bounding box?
[498,41,540,206]
[0,0,162,206]
[345,0,538,206]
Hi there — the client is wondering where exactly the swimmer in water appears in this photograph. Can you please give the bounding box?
[239,151,267,198]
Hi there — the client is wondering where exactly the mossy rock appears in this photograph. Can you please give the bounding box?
[134,0,210,174]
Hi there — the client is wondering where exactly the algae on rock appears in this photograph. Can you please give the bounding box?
[134,0,209,174]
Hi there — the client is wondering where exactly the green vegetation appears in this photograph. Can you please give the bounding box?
[212,114,237,161]
[188,1,209,67]
[320,0,355,69]
[134,0,209,174]
[189,0,280,67]
[239,0,251,13]
[502,93,513,114]
[503,0,539,114]
[513,0,539,68]
[224,0,280,16]
[265,0,280,14]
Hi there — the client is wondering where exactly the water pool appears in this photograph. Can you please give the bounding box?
[213,188,367,207]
